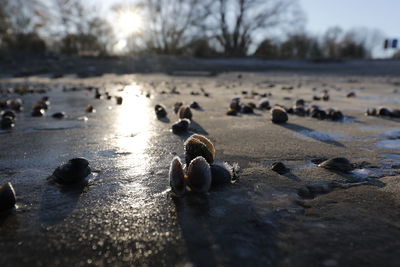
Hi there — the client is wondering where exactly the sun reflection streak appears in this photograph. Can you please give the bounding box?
[115,83,152,170]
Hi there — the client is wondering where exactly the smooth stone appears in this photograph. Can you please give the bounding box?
[327,109,343,121]
[271,107,288,124]
[52,112,66,119]
[347,92,356,98]
[50,157,91,185]
[210,163,235,185]
[2,110,16,120]
[85,105,95,113]
[365,108,377,116]
[173,102,183,114]
[155,104,167,118]
[311,109,327,120]
[295,99,305,106]
[189,101,201,109]
[378,107,391,116]
[1,117,15,129]
[230,99,241,112]
[172,119,190,134]
[187,156,212,193]
[258,98,270,110]
[271,162,289,174]
[226,109,237,116]
[241,104,254,114]
[0,182,16,212]
[31,108,45,117]
[178,106,193,120]
[116,96,123,105]
[318,157,353,172]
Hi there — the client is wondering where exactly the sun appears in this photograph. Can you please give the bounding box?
[115,10,143,38]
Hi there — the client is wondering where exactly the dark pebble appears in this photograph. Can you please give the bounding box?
[271,107,288,124]
[226,109,237,116]
[172,119,190,134]
[241,104,254,114]
[318,157,353,172]
[271,162,289,174]
[378,107,391,116]
[50,157,91,185]
[0,182,16,212]
[32,108,45,117]
[190,101,201,109]
[52,112,66,119]
[155,104,167,118]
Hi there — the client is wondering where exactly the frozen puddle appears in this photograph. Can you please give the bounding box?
[377,140,400,150]
[296,130,346,142]
[376,130,400,150]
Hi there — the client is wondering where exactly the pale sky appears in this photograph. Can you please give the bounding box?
[300,0,399,37]
[99,0,399,57]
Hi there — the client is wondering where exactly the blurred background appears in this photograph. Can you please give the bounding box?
[0,0,398,61]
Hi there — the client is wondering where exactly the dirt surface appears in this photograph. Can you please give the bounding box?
[1,71,400,266]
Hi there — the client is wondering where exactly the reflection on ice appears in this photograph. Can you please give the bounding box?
[114,83,152,171]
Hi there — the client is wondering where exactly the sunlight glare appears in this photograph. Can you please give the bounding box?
[115,10,143,38]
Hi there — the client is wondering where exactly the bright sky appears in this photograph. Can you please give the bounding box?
[300,0,400,37]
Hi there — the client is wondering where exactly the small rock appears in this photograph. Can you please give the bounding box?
[226,109,237,116]
[2,110,16,120]
[258,98,270,110]
[32,108,45,117]
[271,162,289,174]
[365,108,377,116]
[295,99,305,107]
[116,96,123,105]
[318,157,353,172]
[241,104,254,114]
[230,98,241,112]
[1,116,15,129]
[178,106,193,120]
[190,101,201,109]
[172,119,190,134]
[378,107,391,116]
[49,158,91,185]
[173,102,183,114]
[85,105,95,113]
[155,104,167,118]
[346,92,356,98]
[52,112,66,119]
[271,107,288,124]
[0,182,16,212]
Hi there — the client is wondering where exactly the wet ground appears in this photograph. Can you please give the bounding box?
[1,72,400,266]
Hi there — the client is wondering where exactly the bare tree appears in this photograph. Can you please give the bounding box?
[209,0,304,56]
[124,0,212,54]
[50,0,114,55]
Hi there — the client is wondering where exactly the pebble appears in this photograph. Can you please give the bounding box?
[0,182,16,212]
[271,107,288,124]
[226,109,237,116]
[189,101,201,109]
[155,104,167,118]
[258,98,271,110]
[271,162,289,174]
[172,119,190,134]
[241,104,254,114]
[178,106,193,120]
[85,105,95,113]
[116,96,123,105]
[49,158,91,185]
[318,157,353,172]
[52,112,66,119]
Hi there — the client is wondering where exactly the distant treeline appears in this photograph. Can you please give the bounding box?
[0,0,385,59]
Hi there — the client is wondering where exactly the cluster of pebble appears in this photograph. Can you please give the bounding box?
[365,107,400,118]
[154,101,203,135]
[169,134,239,196]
